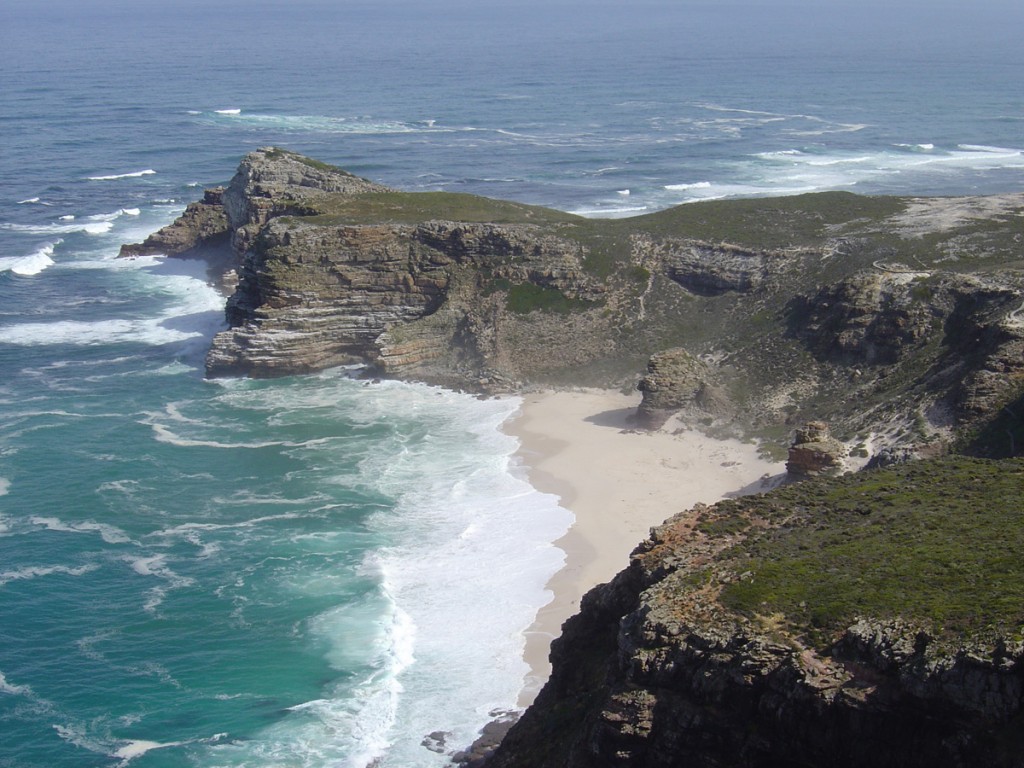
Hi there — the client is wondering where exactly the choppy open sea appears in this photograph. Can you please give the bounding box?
[1,1,1022,765]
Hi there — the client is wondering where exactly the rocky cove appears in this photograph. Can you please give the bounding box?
[124,148,1024,766]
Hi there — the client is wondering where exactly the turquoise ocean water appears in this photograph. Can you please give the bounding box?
[1,1,1022,765]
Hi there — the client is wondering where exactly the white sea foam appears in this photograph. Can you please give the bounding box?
[53,723,190,765]
[273,595,417,768]
[145,422,301,449]
[747,142,1024,195]
[0,478,8,497]
[0,317,209,347]
[112,739,183,761]
[0,670,33,696]
[353,386,569,765]
[0,563,100,587]
[119,554,194,613]
[0,259,225,347]
[0,220,112,235]
[570,203,649,218]
[149,512,308,539]
[194,381,569,767]
[54,723,111,756]
[0,241,58,276]
[17,197,41,205]
[664,180,712,191]
[87,208,142,222]
[204,110,419,135]
[29,515,132,544]
[86,169,157,181]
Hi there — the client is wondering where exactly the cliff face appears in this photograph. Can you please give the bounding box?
[130,148,1024,451]
[488,457,1024,768]
[124,151,1024,765]
[206,216,603,381]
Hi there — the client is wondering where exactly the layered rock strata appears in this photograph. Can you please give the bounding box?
[206,217,603,379]
[128,149,1024,457]
[119,187,231,262]
[786,420,847,477]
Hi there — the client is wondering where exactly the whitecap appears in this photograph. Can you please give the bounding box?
[206,110,417,135]
[957,143,1021,154]
[0,563,100,587]
[0,670,33,697]
[0,317,208,347]
[0,241,59,276]
[569,204,650,218]
[86,169,157,181]
[271,596,417,768]
[664,180,712,191]
[87,208,142,222]
[29,515,132,544]
[0,478,8,496]
[17,197,40,204]
[214,108,241,115]
[112,739,185,762]
[59,214,75,221]
[617,189,630,196]
[0,262,226,347]
[0,220,111,235]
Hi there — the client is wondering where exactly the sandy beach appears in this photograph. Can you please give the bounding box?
[507,389,786,704]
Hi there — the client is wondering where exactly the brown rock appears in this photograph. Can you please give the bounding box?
[786,420,846,477]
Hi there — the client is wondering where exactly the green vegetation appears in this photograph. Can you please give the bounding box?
[485,278,601,315]
[304,191,582,226]
[712,456,1024,646]
[627,191,908,248]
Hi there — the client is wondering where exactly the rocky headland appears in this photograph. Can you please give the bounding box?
[126,148,1024,766]
[487,456,1024,768]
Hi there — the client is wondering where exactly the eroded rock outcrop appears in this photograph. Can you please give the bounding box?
[786,420,847,477]
[636,348,729,428]
[636,235,782,296]
[119,187,231,260]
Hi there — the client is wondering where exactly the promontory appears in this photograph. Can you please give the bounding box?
[124,148,1024,766]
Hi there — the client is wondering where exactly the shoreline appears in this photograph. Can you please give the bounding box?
[505,389,786,705]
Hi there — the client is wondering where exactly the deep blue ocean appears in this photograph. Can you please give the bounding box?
[1,1,1022,766]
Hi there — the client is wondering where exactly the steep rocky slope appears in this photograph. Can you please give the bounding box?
[487,457,1024,768]
[127,148,1024,457]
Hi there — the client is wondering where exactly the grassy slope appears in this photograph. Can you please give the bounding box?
[707,456,1024,646]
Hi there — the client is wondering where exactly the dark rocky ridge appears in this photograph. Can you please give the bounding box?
[487,457,1024,768]
[123,149,1024,765]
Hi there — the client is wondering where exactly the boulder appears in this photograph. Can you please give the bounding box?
[786,420,847,477]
